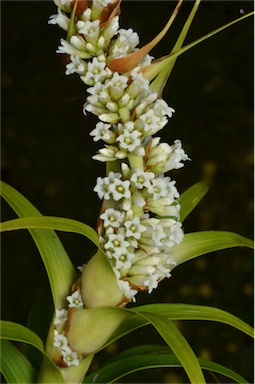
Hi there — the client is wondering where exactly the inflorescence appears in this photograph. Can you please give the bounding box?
[49,0,189,366]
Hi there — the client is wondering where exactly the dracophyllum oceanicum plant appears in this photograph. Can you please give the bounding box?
[0,1,254,383]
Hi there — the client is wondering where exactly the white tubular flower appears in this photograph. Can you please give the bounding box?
[153,99,175,119]
[54,309,68,327]
[48,7,70,31]
[148,198,180,218]
[57,37,91,59]
[65,55,87,76]
[130,169,155,189]
[112,248,136,270]
[140,218,166,247]
[100,208,124,228]
[116,130,142,153]
[147,178,169,200]
[107,72,129,100]
[62,345,81,367]
[77,20,100,44]
[108,179,131,201]
[81,57,112,86]
[53,330,68,349]
[80,8,92,21]
[117,279,138,301]
[101,16,119,42]
[93,146,127,162]
[90,122,115,143]
[53,0,71,11]
[124,216,147,240]
[66,290,83,308]
[127,71,150,99]
[104,232,129,251]
[118,28,139,52]
[94,171,122,199]
[160,219,184,246]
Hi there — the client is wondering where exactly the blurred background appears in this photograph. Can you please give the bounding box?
[1,1,254,382]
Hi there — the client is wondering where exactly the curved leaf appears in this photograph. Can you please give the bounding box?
[171,231,254,267]
[0,340,37,384]
[0,320,64,382]
[0,216,100,249]
[83,352,248,383]
[135,312,205,383]
[106,303,253,349]
[0,181,76,309]
[179,181,209,222]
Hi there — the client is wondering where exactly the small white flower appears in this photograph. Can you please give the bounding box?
[124,216,146,240]
[65,55,87,76]
[112,247,135,270]
[53,330,68,349]
[48,7,70,31]
[62,345,81,367]
[116,130,142,152]
[104,232,129,251]
[100,208,124,228]
[143,274,159,294]
[118,28,139,51]
[117,279,138,301]
[130,169,155,189]
[147,178,169,200]
[108,179,131,201]
[66,290,83,308]
[139,109,161,133]
[77,20,100,43]
[90,122,115,143]
[153,99,175,118]
[54,309,68,326]
[81,57,111,86]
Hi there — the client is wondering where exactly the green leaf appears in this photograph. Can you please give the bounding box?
[135,312,205,383]
[0,320,64,382]
[0,181,76,309]
[106,303,253,349]
[179,181,209,222]
[171,231,254,267]
[0,216,100,249]
[0,340,37,383]
[83,352,248,383]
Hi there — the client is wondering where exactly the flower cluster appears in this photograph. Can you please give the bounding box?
[53,289,83,366]
[50,0,188,317]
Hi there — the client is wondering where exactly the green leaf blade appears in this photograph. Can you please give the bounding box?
[84,352,249,383]
[0,181,76,309]
[179,181,209,222]
[171,231,254,267]
[0,340,37,384]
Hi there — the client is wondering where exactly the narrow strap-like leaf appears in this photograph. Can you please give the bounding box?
[83,352,248,383]
[0,340,37,384]
[135,312,205,383]
[0,320,64,382]
[171,231,254,267]
[179,181,209,222]
[0,216,100,248]
[0,181,76,309]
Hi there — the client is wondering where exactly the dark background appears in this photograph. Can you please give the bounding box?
[1,1,254,382]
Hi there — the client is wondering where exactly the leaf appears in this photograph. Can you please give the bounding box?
[83,352,248,383]
[0,181,76,309]
[0,340,37,384]
[135,312,205,383]
[0,320,64,382]
[171,231,254,267]
[0,216,100,249]
[179,181,209,222]
[105,303,253,349]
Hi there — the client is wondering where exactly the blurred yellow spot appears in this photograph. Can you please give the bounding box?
[226,342,238,353]
[198,283,213,298]
[199,348,212,361]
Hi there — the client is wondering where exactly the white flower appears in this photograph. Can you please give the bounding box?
[54,309,68,326]
[147,178,169,200]
[65,55,87,75]
[57,37,90,58]
[90,122,115,143]
[166,139,190,170]
[112,247,135,270]
[100,208,124,228]
[124,217,146,240]
[130,169,155,189]
[116,130,142,152]
[117,279,138,301]
[48,8,70,31]
[118,28,139,51]
[66,290,83,308]
[104,232,129,251]
[53,330,68,349]
[143,274,159,294]
[81,57,111,86]
[62,345,81,367]
[77,20,100,44]
[108,179,131,201]
[153,99,175,118]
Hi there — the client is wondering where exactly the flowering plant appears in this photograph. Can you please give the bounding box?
[0,1,253,383]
